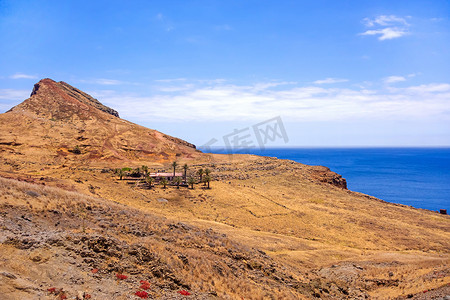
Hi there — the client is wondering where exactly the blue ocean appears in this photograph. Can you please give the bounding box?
[204,147,450,212]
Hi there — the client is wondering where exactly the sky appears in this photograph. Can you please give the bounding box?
[0,0,449,148]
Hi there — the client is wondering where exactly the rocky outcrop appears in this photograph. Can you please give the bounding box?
[9,78,118,120]
[20,78,119,118]
[309,165,347,189]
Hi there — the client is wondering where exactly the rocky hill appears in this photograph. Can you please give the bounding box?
[0,79,449,299]
[0,79,198,165]
[11,78,120,118]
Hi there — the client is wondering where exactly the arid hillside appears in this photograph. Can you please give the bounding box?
[0,79,449,299]
[0,78,199,165]
[0,176,321,299]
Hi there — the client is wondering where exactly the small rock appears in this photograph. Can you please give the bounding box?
[0,272,17,279]
[25,190,40,197]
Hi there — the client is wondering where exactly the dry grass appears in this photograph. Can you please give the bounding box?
[0,153,449,298]
[0,176,314,299]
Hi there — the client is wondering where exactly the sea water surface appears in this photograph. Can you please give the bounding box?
[204,147,450,212]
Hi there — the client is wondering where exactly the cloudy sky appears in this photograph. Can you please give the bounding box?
[0,0,449,147]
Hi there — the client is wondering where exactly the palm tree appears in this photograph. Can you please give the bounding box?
[142,165,149,176]
[118,169,125,180]
[183,164,188,181]
[202,169,211,185]
[160,177,168,189]
[188,177,195,189]
[132,167,141,178]
[203,175,211,189]
[172,161,178,178]
[173,176,182,189]
[198,168,204,183]
[145,176,154,189]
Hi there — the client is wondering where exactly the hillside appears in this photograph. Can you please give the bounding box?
[1,176,318,299]
[0,79,449,299]
[0,78,198,166]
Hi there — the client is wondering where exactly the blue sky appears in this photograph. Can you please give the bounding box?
[0,0,449,147]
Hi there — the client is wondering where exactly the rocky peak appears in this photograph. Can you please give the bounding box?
[10,78,119,119]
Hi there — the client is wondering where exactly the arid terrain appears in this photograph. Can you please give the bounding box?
[0,79,449,299]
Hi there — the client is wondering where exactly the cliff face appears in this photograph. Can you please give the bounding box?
[0,79,199,164]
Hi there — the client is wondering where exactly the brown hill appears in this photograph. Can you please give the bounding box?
[0,79,449,299]
[9,78,120,119]
[0,176,316,299]
[0,78,199,166]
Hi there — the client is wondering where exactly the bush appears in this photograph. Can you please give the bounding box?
[71,145,82,154]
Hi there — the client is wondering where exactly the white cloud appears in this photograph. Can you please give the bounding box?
[384,76,406,84]
[79,78,125,85]
[313,78,348,84]
[155,78,187,83]
[0,89,30,100]
[155,84,195,92]
[363,15,409,27]
[90,80,450,123]
[10,73,37,79]
[153,78,230,92]
[360,15,410,40]
[95,79,123,85]
[0,89,30,112]
[360,27,408,40]
[404,83,450,93]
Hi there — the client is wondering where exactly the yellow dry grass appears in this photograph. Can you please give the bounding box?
[0,152,449,298]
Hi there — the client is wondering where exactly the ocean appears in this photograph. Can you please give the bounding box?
[203,147,450,212]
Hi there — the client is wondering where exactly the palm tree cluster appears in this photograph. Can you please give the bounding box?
[196,168,211,189]
[114,162,213,189]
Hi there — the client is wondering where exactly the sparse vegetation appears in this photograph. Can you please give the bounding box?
[188,177,195,189]
[197,168,204,183]
[71,145,82,154]
[172,161,178,178]
[173,176,182,189]
[141,165,149,176]
[145,176,154,189]
[183,164,188,181]
[0,162,449,299]
[131,167,141,178]
[1,175,328,299]
[160,177,168,189]
[115,273,128,280]
[203,175,211,189]
[117,169,125,180]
